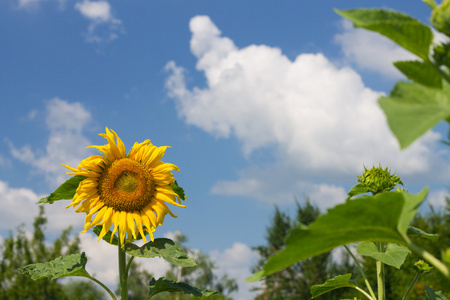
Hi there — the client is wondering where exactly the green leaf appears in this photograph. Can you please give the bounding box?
[148,277,218,298]
[433,43,450,69]
[37,175,87,204]
[124,238,196,267]
[394,60,442,88]
[378,81,450,149]
[425,285,449,300]
[397,187,429,241]
[347,184,372,198]
[20,253,90,280]
[335,8,433,59]
[310,274,356,298]
[423,0,438,10]
[247,188,428,281]
[172,180,187,201]
[92,226,119,246]
[356,242,411,269]
[408,226,440,241]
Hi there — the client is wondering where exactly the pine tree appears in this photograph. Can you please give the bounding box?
[252,199,356,299]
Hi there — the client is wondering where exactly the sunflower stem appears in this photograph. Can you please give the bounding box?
[344,245,376,300]
[84,274,117,300]
[376,242,386,300]
[118,241,128,300]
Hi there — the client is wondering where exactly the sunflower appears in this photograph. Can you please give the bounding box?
[62,127,185,246]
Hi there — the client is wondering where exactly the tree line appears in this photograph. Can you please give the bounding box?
[1,197,449,299]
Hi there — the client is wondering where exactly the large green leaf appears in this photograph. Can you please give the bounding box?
[356,242,411,269]
[378,81,450,149]
[425,285,449,300]
[310,274,356,298]
[148,277,218,298]
[247,189,428,281]
[335,9,433,59]
[37,175,86,204]
[20,253,90,280]
[394,60,442,88]
[397,187,429,241]
[124,238,196,267]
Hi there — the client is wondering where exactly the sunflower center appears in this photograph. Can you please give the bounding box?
[115,172,139,193]
[98,158,155,212]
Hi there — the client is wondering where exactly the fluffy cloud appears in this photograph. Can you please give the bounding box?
[210,242,260,300]
[166,16,447,206]
[0,181,42,231]
[8,98,93,188]
[74,0,123,43]
[0,180,85,234]
[334,20,416,79]
[16,0,66,10]
[427,188,450,207]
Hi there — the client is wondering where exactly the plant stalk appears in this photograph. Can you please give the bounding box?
[376,242,385,300]
[344,245,376,300]
[355,286,377,300]
[84,274,117,300]
[118,241,128,300]
[401,272,421,300]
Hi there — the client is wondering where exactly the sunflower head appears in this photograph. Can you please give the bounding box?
[63,127,185,246]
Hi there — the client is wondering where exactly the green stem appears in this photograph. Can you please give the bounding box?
[126,256,135,279]
[408,242,450,279]
[376,242,385,300]
[401,272,421,300]
[118,241,128,300]
[355,286,376,300]
[84,274,117,300]
[344,245,377,300]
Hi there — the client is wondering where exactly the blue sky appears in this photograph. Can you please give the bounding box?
[1,0,449,298]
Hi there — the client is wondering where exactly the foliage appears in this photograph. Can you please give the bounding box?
[21,166,219,300]
[336,1,450,150]
[249,2,450,299]
[252,201,356,299]
[0,206,105,300]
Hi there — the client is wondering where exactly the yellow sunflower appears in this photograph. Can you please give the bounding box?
[62,127,185,246]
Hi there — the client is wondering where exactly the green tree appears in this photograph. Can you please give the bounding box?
[252,200,356,299]
[0,206,106,300]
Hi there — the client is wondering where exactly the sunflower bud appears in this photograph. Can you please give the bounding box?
[413,260,433,273]
[432,0,450,36]
[357,165,403,195]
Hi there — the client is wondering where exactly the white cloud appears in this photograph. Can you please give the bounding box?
[74,0,123,43]
[17,0,40,9]
[0,180,84,234]
[16,0,67,10]
[0,181,42,231]
[427,188,450,207]
[309,183,348,210]
[210,242,260,300]
[8,98,93,188]
[166,16,448,206]
[334,20,416,79]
